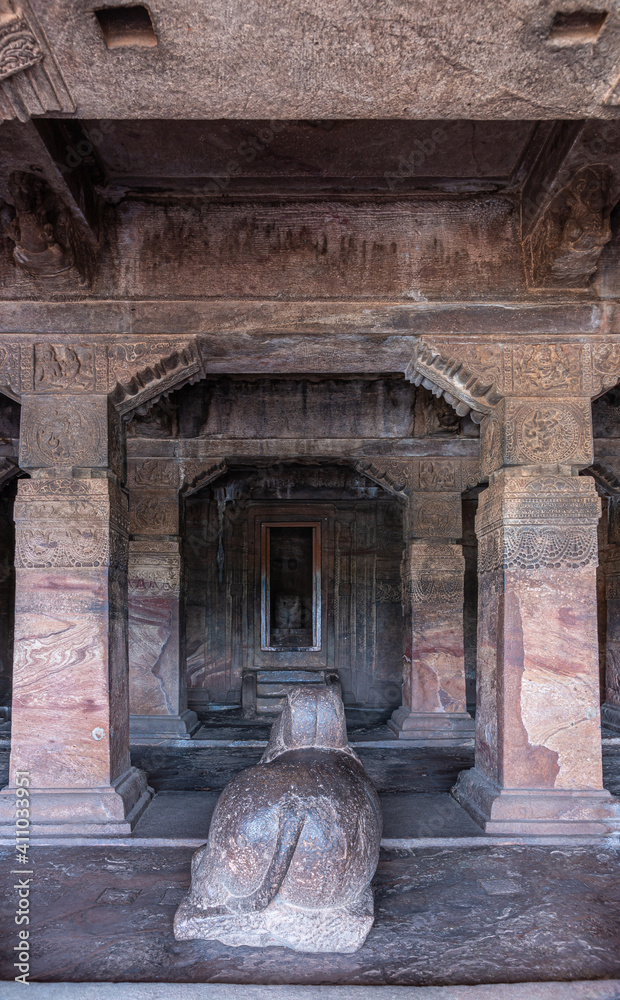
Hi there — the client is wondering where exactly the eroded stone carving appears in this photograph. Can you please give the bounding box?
[174,684,382,953]
[0,15,42,82]
[525,164,613,288]
[6,173,85,285]
[33,344,94,392]
[107,341,203,416]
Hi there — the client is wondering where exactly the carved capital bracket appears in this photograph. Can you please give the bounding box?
[405,339,502,423]
[108,340,205,417]
[180,458,228,497]
[354,458,412,498]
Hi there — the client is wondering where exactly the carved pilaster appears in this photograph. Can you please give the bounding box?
[453,469,619,835]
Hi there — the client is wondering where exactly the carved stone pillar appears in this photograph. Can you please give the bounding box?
[388,459,475,744]
[602,498,620,732]
[453,396,619,835]
[127,462,197,739]
[0,393,152,835]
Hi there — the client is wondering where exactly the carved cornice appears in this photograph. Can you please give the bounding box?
[107,341,205,416]
[406,339,502,422]
[354,458,411,497]
[583,462,620,497]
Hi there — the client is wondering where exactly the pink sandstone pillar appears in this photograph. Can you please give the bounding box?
[389,487,474,743]
[0,394,152,835]
[453,396,619,835]
[602,526,620,732]
[127,466,197,739]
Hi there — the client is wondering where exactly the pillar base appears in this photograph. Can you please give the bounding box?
[129,709,199,741]
[601,701,620,734]
[452,767,620,836]
[388,707,475,745]
[0,766,153,837]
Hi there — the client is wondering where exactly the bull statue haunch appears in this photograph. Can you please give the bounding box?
[174,683,382,953]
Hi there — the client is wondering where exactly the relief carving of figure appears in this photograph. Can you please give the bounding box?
[174,684,382,952]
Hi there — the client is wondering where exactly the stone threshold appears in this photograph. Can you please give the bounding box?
[1,790,619,850]
[0,980,618,999]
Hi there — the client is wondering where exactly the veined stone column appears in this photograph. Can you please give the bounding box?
[127,463,197,739]
[453,396,619,835]
[389,459,475,744]
[602,506,620,731]
[0,392,152,835]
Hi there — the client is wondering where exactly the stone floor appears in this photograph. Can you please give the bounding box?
[1,731,620,985]
[1,844,619,985]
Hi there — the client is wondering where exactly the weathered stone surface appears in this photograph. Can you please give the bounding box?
[174,685,382,952]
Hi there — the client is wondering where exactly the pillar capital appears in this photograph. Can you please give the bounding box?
[480,396,593,479]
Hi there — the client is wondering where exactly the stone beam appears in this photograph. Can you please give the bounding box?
[24,0,620,119]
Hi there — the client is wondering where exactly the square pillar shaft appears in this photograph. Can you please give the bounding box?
[389,488,474,744]
[602,546,620,732]
[128,472,197,739]
[454,469,618,835]
[0,393,151,835]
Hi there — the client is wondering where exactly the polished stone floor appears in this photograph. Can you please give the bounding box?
[1,843,619,985]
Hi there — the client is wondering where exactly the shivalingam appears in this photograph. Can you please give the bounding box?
[174,683,382,953]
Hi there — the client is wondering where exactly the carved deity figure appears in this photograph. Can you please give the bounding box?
[174,684,382,953]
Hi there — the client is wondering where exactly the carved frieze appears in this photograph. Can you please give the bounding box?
[19,395,113,470]
[33,344,95,392]
[128,459,180,489]
[129,548,181,595]
[524,164,613,289]
[476,474,600,572]
[356,457,480,498]
[512,344,582,394]
[14,478,127,570]
[402,542,465,604]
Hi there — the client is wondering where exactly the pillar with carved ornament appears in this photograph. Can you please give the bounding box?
[388,458,475,744]
[0,390,152,835]
[453,396,619,835]
[127,459,198,739]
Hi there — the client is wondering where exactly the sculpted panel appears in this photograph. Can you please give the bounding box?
[33,344,95,393]
[512,344,582,394]
[130,491,179,535]
[19,395,109,469]
[410,492,461,539]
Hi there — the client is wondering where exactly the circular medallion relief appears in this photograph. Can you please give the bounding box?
[515,404,580,464]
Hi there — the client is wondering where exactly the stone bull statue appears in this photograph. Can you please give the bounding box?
[174,683,382,953]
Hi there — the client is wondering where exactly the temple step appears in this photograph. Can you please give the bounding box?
[255,669,335,714]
